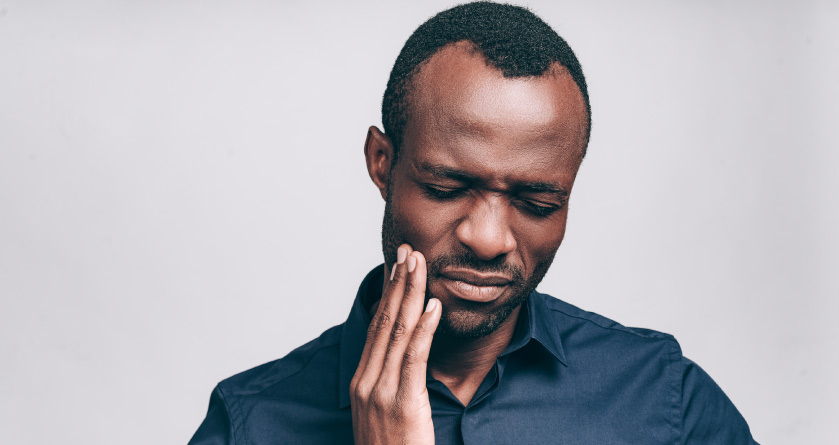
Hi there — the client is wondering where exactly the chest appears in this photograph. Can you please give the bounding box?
[426,356,679,445]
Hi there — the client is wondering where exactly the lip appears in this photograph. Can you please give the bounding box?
[439,269,513,286]
[437,269,512,303]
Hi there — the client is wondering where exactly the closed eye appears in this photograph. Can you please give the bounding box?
[422,182,563,217]
[515,199,561,217]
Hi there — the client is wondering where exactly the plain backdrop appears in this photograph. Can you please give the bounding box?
[1,0,837,443]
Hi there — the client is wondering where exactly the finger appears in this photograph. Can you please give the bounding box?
[378,251,428,387]
[355,244,413,385]
[398,298,442,398]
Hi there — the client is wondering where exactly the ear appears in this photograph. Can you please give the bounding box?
[364,126,394,201]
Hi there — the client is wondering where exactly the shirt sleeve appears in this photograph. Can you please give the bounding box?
[680,357,758,444]
[188,385,235,445]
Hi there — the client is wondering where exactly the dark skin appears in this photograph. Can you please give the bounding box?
[352,42,588,444]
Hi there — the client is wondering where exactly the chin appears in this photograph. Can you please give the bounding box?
[434,295,525,339]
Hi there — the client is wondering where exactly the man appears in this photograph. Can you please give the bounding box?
[190,2,757,443]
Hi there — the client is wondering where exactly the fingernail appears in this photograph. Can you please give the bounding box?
[407,255,417,273]
[425,299,437,313]
[390,263,397,281]
[397,247,407,264]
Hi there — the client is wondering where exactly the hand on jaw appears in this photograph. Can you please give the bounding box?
[350,245,441,445]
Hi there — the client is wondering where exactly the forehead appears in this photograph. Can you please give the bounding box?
[400,43,588,186]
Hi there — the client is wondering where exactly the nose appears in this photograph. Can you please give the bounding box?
[455,195,517,261]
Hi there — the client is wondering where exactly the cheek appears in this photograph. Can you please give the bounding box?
[514,211,568,270]
[391,188,461,251]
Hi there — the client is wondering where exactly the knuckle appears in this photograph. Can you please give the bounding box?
[403,346,420,363]
[389,320,408,342]
[353,381,372,401]
[369,388,393,407]
[403,278,415,294]
[372,313,391,333]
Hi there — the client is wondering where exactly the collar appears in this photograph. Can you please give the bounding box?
[337,265,568,409]
[501,288,568,366]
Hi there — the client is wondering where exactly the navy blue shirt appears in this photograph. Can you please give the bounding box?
[190,265,757,444]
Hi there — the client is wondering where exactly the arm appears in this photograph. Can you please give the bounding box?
[681,357,758,444]
[188,385,235,445]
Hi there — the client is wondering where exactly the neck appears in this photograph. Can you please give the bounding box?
[427,305,521,405]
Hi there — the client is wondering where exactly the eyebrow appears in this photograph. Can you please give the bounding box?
[418,163,480,183]
[416,162,569,198]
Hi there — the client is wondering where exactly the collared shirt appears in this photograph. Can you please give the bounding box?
[189,265,757,444]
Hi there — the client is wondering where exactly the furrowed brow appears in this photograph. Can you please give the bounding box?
[515,181,569,201]
[416,162,568,200]
[417,163,479,183]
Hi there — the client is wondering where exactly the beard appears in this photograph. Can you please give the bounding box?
[382,191,554,339]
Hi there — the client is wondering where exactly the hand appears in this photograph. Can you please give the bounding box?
[350,245,442,445]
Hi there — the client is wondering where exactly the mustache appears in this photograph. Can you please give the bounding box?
[426,251,524,282]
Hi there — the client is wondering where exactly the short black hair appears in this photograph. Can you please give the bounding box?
[382,1,591,162]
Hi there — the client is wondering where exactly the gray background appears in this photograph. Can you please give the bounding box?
[1,0,836,443]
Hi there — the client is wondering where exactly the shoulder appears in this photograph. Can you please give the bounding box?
[535,291,681,354]
[218,324,343,398]
[189,325,350,444]
[680,356,758,443]
[533,292,758,443]
[533,291,684,410]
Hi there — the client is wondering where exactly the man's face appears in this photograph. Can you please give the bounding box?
[379,43,588,338]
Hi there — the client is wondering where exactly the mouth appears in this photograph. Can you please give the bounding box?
[436,269,513,303]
